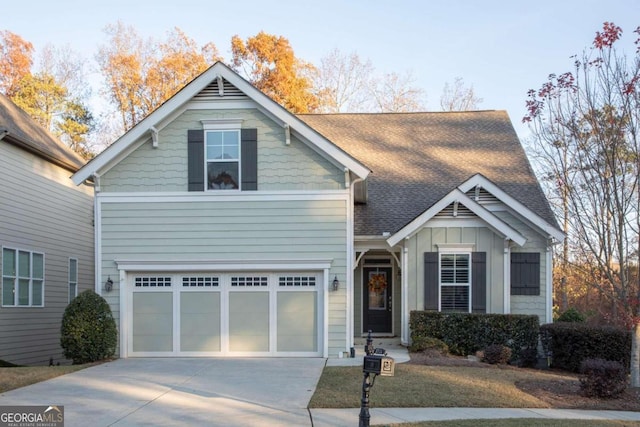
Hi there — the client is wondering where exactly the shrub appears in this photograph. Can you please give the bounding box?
[482,344,512,365]
[540,322,630,372]
[579,358,627,398]
[60,290,117,364]
[408,335,449,355]
[556,307,586,322]
[409,311,539,365]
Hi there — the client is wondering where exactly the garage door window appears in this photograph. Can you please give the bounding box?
[182,276,219,287]
[231,276,268,287]
[278,276,316,287]
[135,277,171,287]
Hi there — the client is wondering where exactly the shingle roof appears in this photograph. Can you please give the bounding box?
[298,110,558,236]
[0,94,84,172]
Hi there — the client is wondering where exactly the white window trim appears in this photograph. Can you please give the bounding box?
[201,118,243,130]
[2,247,45,308]
[204,128,242,192]
[438,251,472,313]
[69,257,78,302]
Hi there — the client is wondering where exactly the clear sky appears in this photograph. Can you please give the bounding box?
[3,0,639,141]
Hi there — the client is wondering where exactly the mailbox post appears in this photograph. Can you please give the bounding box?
[359,331,395,427]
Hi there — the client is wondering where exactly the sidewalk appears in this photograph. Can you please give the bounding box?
[310,407,640,426]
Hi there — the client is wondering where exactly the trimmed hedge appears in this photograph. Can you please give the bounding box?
[540,322,631,373]
[410,311,540,366]
[60,290,117,364]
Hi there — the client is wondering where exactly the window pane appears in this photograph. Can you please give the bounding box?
[2,277,15,305]
[69,259,77,281]
[441,285,469,312]
[18,251,30,277]
[69,283,77,301]
[222,131,239,159]
[2,248,15,276]
[32,253,43,279]
[32,280,43,306]
[18,278,29,305]
[207,162,239,190]
[207,145,223,160]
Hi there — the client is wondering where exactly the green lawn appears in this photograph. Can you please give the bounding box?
[0,365,89,393]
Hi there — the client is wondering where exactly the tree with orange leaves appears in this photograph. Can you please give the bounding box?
[231,31,317,113]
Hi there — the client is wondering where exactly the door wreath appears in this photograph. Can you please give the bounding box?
[368,273,387,292]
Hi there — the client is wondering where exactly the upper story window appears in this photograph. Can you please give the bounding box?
[206,130,240,190]
[2,247,44,307]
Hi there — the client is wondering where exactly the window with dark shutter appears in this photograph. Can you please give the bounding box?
[187,128,257,191]
[511,252,541,296]
[472,252,486,313]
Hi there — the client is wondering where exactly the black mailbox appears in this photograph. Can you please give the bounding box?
[363,354,395,377]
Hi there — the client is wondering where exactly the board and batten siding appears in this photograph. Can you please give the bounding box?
[494,210,548,320]
[0,142,94,365]
[404,226,505,314]
[99,109,345,192]
[98,196,349,356]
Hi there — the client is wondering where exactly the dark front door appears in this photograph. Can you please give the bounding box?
[363,267,392,334]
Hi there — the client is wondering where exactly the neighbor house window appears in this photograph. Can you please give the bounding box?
[69,258,78,302]
[439,253,470,312]
[206,130,240,190]
[511,252,541,295]
[2,248,44,307]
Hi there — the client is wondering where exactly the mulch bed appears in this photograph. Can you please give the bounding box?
[408,351,640,411]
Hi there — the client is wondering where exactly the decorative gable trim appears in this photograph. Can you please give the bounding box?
[72,62,369,186]
[458,174,564,242]
[386,188,527,247]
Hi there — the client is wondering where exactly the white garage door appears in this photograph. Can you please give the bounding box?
[127,272,323,357]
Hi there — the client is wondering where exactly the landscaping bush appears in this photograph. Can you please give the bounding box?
[408,335,449,355]
[579,358,627,398]
[556,307,586,322]
[409,311,539,365]
[540,322,630,373]
[482,344,512,365]
[60,290,117,364]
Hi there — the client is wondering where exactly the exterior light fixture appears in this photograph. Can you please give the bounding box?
[105,276,114,292]
[332,275,340,291]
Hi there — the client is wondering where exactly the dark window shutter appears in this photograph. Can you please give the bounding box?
[187,130,204,191]
[424,252,438,310]
[472,252,486,313]
[511,252,540,296]
[241,128,258,191]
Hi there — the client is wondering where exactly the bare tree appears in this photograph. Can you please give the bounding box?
[311,49,374,113]
[369,70,426,113]
[440,76,483,111]
[524,22,640,387]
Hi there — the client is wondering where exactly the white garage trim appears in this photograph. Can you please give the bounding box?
[117,259,330,358]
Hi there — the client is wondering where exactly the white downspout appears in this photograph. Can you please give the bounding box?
[546,242,553,323]
[347,175,364,353]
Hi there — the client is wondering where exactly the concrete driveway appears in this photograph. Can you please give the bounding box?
[0,358,326,427]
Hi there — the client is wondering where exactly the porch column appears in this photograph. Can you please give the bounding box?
[401,246,409,345]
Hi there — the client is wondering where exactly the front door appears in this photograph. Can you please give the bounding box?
[363,267,392,334]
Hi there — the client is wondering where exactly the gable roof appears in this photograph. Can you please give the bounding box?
[72,62,370,185]
[298,111,560,238]
[0,94,85,172]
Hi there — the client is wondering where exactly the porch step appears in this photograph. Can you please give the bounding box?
[353,337,402,349]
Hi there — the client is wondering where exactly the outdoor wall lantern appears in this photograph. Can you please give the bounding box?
[332,275,340,291]
[105,276,114,292]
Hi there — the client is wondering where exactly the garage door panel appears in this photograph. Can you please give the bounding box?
[132,293,173,352]
[181,292,221,352]
[277,292,317,352]
[229,292,269,352]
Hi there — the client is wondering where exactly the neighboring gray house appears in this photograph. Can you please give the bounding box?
[0,94,94,365]
[72,62,563,359]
